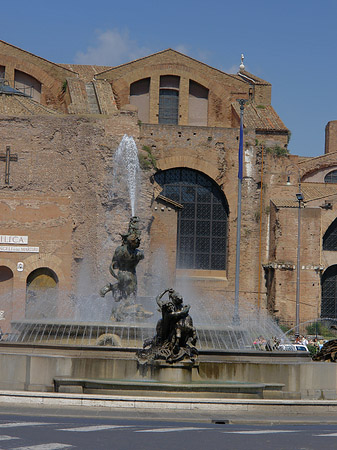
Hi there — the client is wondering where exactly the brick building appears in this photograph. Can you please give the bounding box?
[1,39,337,332]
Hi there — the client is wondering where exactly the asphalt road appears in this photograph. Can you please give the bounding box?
[0,410,336,450]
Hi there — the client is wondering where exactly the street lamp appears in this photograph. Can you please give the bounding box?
[286,165,303,337]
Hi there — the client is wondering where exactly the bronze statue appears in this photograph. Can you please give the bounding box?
[138,288,198,363]
[100,217,151,322]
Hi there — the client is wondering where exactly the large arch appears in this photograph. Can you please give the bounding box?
[157,155,220,183]
[154,167,229,270]
[321,265,337,318]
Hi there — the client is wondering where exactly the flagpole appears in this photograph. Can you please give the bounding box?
[233,99,247,325]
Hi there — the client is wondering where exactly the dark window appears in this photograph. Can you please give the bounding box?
[158,75,180,125]
[323,219,337,251]
[155,168,228,270]
[321,265,337,318]
[159,89,179,124]
[325,170,337,183]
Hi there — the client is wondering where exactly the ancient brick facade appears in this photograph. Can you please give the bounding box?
[1,40,337,333]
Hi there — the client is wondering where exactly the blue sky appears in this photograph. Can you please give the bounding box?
[2,0,337,158]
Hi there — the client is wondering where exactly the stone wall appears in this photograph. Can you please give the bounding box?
[0,112,153,327]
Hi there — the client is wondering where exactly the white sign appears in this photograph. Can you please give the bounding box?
[0,235,28,244]
[0,246,39,253]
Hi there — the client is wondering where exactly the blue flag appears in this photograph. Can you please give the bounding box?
[238,118,243,180]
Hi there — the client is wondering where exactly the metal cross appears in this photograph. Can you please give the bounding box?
[0,146,18,184]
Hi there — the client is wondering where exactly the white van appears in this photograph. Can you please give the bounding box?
[278,344,309,352]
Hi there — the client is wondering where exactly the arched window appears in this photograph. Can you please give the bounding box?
[323,218,337,251]
[324,170,337,183]
[14,70,41,102]
[155,168,229,270]
[26,267,58,319]
[130,78,150,123]
[159,75,180,124]
[321,265,337,318]
[189,80,208,126]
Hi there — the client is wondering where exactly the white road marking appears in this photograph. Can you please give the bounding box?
[58,424,133,432]
[0,444,73,450]
[135,427,209,433]
[223,430,300,434]
[0,423,52,429]
[0,435,20,440]
[314,432,337,436]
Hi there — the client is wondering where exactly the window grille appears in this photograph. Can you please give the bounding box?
[321,265,337,318]
[158,89,179,124]
[325,170,337,183]
[323,219,337,251]
[155,168,228,270]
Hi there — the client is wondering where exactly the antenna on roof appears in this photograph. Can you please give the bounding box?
[239,54,245,71]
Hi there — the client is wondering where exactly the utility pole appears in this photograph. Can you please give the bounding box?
[233,99,247,325]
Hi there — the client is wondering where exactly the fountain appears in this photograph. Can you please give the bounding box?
[0,134,316,400]
[99,216,152,322]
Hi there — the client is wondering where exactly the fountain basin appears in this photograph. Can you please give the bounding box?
[0,341,329,400]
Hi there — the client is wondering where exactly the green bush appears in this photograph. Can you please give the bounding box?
[139,145,157,171]
[265,145,289,157]
[306,322,322,335]
[279,323,291,334]
[307,344,319,357]
[306,321,336,339]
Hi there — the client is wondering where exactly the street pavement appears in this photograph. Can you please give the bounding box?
[0,414,336,450]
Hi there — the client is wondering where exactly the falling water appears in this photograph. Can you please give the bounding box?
[113,134,140,216]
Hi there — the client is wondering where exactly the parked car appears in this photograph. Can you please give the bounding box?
[278,344,309,352]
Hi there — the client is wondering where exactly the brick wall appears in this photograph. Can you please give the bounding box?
[325,121,337,154]
[96,50,267,128]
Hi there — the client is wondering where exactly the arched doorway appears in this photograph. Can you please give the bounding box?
[321,265,337,318]
[26,268,58,319]
[0,266,13,297]
[0,266,14,328]
[155,168,229,270]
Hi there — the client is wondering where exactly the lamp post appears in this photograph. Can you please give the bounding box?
[286,165,303,337]
[295,191,303,337]
[233,98,247,325]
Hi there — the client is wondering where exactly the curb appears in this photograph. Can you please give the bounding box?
[1,390,337,413]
